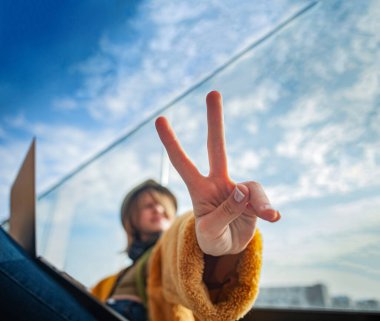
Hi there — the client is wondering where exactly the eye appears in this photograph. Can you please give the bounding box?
[143,202,155,209]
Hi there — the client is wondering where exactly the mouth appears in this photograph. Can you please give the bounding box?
[150,216,165,223]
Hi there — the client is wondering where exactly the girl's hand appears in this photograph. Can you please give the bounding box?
[155,91,280,256]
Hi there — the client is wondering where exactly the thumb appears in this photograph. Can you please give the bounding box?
[202,184,250,233]
[195,184,250,255]
[218,184,250,222]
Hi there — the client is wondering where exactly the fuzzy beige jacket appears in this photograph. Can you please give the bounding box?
[93,212,263,321]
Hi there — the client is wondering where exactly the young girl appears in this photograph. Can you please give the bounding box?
[92,91,280,321]
[92,179,177,321]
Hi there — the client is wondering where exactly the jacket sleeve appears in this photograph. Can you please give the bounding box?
[91,274,119,303]
[147,211,263,321]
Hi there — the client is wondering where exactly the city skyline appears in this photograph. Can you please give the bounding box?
[256,282,379,310]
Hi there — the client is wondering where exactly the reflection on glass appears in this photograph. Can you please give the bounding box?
[37,0,380,311]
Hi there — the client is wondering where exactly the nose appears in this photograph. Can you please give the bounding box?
[153,203,164,214]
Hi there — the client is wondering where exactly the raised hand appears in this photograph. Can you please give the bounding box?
[155,91,280,256]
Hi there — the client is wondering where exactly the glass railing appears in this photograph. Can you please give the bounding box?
[37,0,380,312]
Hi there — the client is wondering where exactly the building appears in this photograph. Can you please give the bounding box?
[355,300,379,310]
[255,284,329,308]
[331,296,352,309]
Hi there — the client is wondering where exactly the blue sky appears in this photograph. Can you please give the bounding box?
[1,1,133,122]
[0,0,309,217]
[1,0,380,306]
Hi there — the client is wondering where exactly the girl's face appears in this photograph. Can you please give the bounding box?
[135,191,174,241]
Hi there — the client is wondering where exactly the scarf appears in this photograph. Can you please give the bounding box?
[128,233,160,262]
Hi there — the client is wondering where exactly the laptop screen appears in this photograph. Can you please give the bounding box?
[8,138,36,257]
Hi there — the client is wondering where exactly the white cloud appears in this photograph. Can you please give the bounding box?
[341,68,379,105]
[352,1,380,65]
[5,112,27,129]
[171,101,205,145]
[268,146,380,205]
[35,125,121,192]
[0,116,123,222]
[62,0,305,125]
[261,191,380,298]
[274,94,333,130]
[279,157,376,204]
[338,260,380,279]
[258,194,380,301]
[52,98,78,111]
[246,122,259,134]
[148,1,207,25]
[225,80,281,118]
[272,50,380,202]
[73,53,114,75]
[229,150,262,178]
[261,195,380,265]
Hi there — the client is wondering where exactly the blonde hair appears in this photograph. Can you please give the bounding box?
[120,179,177,252]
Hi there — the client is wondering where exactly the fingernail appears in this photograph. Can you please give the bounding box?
[271,211,281,223]
[234,186,246,203]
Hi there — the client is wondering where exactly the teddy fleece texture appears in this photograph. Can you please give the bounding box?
[148,212,262,321]
[92,211,263,321]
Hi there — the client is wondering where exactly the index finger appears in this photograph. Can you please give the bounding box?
[155,116,202,186]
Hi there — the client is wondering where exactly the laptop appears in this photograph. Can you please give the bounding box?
[6,138,127,321]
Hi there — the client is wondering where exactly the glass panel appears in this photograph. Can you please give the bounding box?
[37,123,165,286]
[165,0,380,311]
[37,0,380,312]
